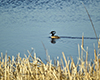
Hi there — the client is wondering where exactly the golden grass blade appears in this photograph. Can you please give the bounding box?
[81,1,98,43]
[98,35,100,49]
[62,52,71,79]
[41,41,50,63]
[81,35,84,61]
[78,44,80,60]
[5,53,7,80]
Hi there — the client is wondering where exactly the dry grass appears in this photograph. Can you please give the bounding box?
[0,36,100,80]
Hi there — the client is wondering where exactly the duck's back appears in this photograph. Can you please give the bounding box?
[51,36,60,39]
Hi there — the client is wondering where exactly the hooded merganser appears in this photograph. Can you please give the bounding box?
[50,31,60,39]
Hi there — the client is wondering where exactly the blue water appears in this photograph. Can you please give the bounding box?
[0,0,100,63]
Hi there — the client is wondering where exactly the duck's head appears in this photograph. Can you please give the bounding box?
[50,31,56,36]
[50,31,60,39]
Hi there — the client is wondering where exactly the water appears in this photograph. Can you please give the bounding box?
[0,0,100,63]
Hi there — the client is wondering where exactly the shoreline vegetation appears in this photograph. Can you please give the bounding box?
[0,36,100,80]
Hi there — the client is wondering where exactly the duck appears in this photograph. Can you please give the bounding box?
[50,31,60,39]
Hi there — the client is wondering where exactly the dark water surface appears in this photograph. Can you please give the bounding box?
[0,0,100,63]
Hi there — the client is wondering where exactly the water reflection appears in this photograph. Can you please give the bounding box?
[51,38,56,44]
